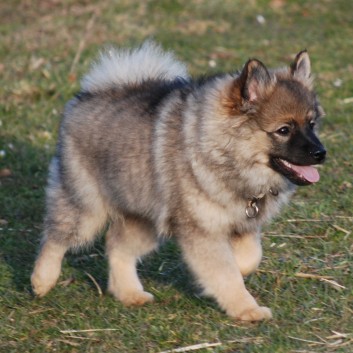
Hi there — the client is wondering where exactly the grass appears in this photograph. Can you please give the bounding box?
[0,0,352,352]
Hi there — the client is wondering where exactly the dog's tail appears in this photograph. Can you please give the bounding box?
[81,41,189,93]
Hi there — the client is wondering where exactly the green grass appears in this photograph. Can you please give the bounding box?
[0,0,352,352]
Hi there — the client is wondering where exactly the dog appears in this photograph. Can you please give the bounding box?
[31,42,326,321]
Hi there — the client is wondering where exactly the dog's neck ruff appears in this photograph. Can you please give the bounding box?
[245,188,279,218]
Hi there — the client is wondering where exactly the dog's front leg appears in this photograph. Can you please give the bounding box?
[230,232,263,277]
[177,228,271,321]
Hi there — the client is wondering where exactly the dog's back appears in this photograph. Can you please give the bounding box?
[57,43,191,232]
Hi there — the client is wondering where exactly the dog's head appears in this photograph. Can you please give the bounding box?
[227,51,326,186]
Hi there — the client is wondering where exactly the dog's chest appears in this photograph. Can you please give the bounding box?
[183,184,292,236]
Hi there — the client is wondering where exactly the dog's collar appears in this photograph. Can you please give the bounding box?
[245,188,279,218]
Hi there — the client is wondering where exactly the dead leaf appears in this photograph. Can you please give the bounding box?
[270,0,285,10]
[0,168,12,177]
[59,277,75,287]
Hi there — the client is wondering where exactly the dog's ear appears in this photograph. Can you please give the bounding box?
[223,59,272,116]
[291,50,311,80]
[239,59,272,102]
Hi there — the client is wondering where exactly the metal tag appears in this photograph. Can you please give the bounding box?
[245,199,259,218]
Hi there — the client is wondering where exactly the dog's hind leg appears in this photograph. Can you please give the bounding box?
[106,216,158,306]
[31,159,108,297]
[31,235,68,297]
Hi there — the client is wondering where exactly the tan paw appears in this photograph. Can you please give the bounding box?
[113,290,154,306]
[237,306,272,321]
[31,271,57,297]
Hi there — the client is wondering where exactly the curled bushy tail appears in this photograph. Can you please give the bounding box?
[81,41,189,93]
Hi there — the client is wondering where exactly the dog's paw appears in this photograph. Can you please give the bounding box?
[31,271,56,297]
[113,290,154,306]
[237,306,272,321]
[31,244,65,297]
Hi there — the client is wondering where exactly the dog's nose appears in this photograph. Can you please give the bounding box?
[312,148,326,163]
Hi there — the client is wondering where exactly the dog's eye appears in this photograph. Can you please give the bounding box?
[309,120,316,129]
[276,126,291,136]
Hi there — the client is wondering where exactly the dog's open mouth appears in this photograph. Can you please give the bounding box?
[271,158,320,186]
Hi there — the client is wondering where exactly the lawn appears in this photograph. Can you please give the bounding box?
[0,0,352,352]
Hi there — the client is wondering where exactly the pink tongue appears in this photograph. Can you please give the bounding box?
[291,164,320,183]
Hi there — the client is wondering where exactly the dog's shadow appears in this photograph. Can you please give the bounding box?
[138,240,198,297]
[64,237,201,305]
[0,138,50,294]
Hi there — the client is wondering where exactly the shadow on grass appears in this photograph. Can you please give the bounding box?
[0,137,49,293]
[62,238,204,311]
[64,236,201,305]
[139,240,197,294]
